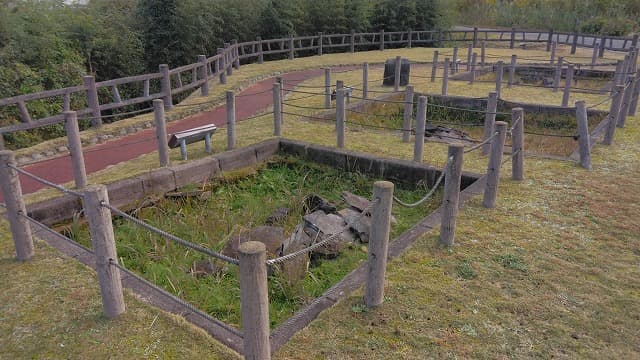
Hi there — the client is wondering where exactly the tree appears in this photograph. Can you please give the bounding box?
[137,0,179,68]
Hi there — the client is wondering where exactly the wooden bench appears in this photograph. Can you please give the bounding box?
[168,124,217,160]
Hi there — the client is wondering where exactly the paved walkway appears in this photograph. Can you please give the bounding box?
[8,68,327,200]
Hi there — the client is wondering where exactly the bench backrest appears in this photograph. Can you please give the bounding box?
[168,124,217,148]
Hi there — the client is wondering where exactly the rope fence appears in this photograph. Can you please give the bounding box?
[392,156,451,208]
[7,164,84,198]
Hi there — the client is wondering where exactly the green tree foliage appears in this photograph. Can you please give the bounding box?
[370,0,442,31]
[137,0,179,68]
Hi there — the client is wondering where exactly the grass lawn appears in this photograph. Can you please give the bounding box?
[2,44,638,359]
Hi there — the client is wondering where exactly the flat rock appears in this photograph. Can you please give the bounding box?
[338,208,371,243]
[303,210,354,257]
[56,146,68,153]
[303,194,336,214]
[280,224,310,285]
[266,207,289,225]
[341,191,397,225]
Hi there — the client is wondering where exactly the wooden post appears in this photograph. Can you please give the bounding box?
[232,40,240,70]
[226,91,236,150]
[402,86,414,143]
[575,101,591,170]
[591,44,598,69]
[364,181,394,308]
[511,108,524,180]
[553,57,563,92]
[153,99,170,167]
[546,29,554,51]
[482,121,507,208]
[480,41,486,66]
[82,185,125,318]
[224,43,233,76]
[273,83,282,136]
[510,27,516,49]
[451,47,459,74]
[238,241,271,360]
[472,27,478,48]
[394,56,402,92]
[495,61,504,99]
[562,65,574,107]
[437,30,443,48]
[550,41,557,65]
[318,32,323,56]
[570,31,578,54]
[613,60,624,87]
[380,29,385,51]
[482,92,498,155]
[362,62,369,99]
[466,43,472,71]
[603,85,624,145]
[439,144,464,246]
[431,51,439,82]
[413,96,427,162]
[628,74,640,116]
[336,88,345,148]
[442,58,449,96]
[598,35,606,57]
[350,30,356,53]
[257,36,264,64]
[0,150,34,261]
[198,55,209,96]
[469,53,477,84]
[83,75,102,127]
[64,111,87,188]
[617,75,633,128]
[632,34,639,49]
[324,68,331,109]
[217,48,226,84]
[288,35,294,60]
[508,55,517,88]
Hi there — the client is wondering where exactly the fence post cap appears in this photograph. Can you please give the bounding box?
[239,241,266,255]
[373,180,394,190]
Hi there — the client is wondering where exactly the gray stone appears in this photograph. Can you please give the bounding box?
[44,150,55,157]
[303,194,336,214]
[56,146,68,153]
[31,153,43,160]
[280,224,310,285]
[338,208,371,243]
[341,191,397,225]
[266,207,289,225]
[383,58,411,86]
[119,129,128,136]
[303,210,353,257]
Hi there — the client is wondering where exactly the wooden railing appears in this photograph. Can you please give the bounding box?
[0,28,637,143]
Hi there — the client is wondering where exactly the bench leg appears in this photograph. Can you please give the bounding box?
[180,140,187,160]
[205,133,212,153]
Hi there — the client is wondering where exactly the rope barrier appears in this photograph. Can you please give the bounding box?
[241,111,274,122]
[464,131,498,153]
[7,164,84,198]
[428,120,484,127]
[587,93,616,109]
[282,88,326,96]
[392,157,450,208]
[345,121,409,132]
[18,211,94,254]
[101,201,240,265]
[349,95,409,105]
[99,107,154,120]
[266,199,378,265]
[282,102,329,111]
[429,103,511,116]
[282,111,331,121]
[524,131,577,138]
[345,108,398,119]
[286,92,322,101]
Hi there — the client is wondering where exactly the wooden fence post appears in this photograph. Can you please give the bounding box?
[394,56,402,92]
[224,43,233,76]
[324,68,331,109]
[575,101,591,170]
[407,29,413,48]
[603,85,624,145]
[83,75,102,127]
[510,27,516,49]
[469,53,477,84]
[226,91,236,150]
[413,96,427,162]
[364,181,394,308]
[439,144,464,246]
[402,86,414,143]
[482,91,498,155]
[495,61,504,99]
[466,43,472,71]
[570,32,578,54]
[238,241,271,360]
[153,99,170,167]
[562,65,574,107]
[598,35,606,57]
[628,74,640,116]
[617,75,634,128]
[482,121,507,208]
[632,34,639,49]
[442,58,449,96]
[198,55,209,96]
[553,57,563,92]
[273,83,282,137]
[350,30,356,53]
[451,47,459,74]
[336,88,345,149]
[437,30,443,48]
[217,48,226,84]
[0,150,34,261]
[508,55,517,88]
[257,36,264,64]
[472,27,478,48]
[82,185,125,318]
[289,35,295,60]
[590,45,598,69]
[362,62,369,99]
[64,111,87,188]
[481,41,486,66]
[380,29,385,51]
[511,108,524,180]
[318,32,323,56]
[546,29,554,51]
[232,40,240,70]
[431,51,439,82]
[550,42,557,65]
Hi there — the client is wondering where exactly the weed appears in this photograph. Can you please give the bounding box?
[496,253,528,272]
[456,260,477,280]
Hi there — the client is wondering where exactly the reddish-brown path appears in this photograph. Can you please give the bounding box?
[5,68,328,201]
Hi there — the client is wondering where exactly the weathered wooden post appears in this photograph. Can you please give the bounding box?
[598,35,606,58]
[466,43,472,71]
[324,68,331,109]
[480,41,486,66]
[632,34,639,49]
[0,150,34,261]
[629,74,640,116]
[440,144,464,246]
[152,99,170,167]
[482,121,507,208]
[217,48,226,84]
[468,52,478,84]
[482,91,498,155]
[442,58,450,95]
[437,30,443,48]
[431,51,439,82]
[197,55,209,96]
[613,60,625,87]
[575,101,591,170]
[510,27,516,49]
[226,91,236,150]
[511,108,525,180]
[224,43,233,76]
[495,61,504,99]
[288,35,295,60]
[402,86,414,143]
[82,185,125,318]
[553,57,563,92]
[546,29,554,52]
[472,27,478,48]
[257,36,264,64]
[508,55,517,88]
[550,42,557,65]
[350,30,356,53]
[562,65,574,107]
[364,181,394,308]
[603,85,624,145]
[380,29,385,51]
[570,32,578,54]
[238,241,271,360]
[318,32,324,56]
[336,88,346,149]
[63,111,88,188]
[407,28,413,48]
[394,56,402,92]
[413,96,427,162]
[232,40,240,70]
[590,44,598,69]
[83,75,102,127]
[451,47,459,74]
[362,62,369,99]
[273,83,282,137]
[617,76,634,128]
